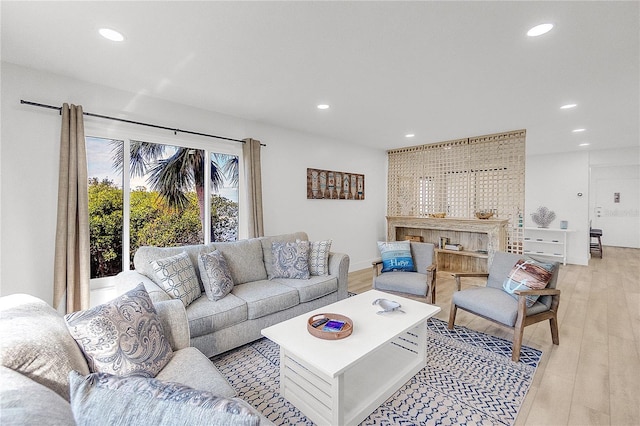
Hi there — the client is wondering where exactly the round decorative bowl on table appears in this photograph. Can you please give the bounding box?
[307,313,353,340]
[475,211,494,220]
[428,213,446,218]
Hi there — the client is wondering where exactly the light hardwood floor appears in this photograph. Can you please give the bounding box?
[347,246,640,425]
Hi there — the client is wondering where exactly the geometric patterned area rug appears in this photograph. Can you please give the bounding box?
[212,318,542,426]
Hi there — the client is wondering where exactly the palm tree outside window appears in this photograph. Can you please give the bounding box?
[87,137,239,280]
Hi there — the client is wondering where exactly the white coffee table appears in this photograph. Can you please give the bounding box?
[261,289,441,426]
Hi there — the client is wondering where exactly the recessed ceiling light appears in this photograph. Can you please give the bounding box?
[99,28,124,42]
[527,23,554,37]
[572,128,586,133]
[405,134,415,138]
[317,104,330,110]
[560,104,577,109]
[579,143,590,147]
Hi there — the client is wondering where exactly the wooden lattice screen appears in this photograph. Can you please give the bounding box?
[387,130,525,253]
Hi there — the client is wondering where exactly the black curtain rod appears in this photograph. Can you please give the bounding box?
[20,100,265,146]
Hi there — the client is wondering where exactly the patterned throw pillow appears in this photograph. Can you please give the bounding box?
[151,251,201,307]
[198,250,234,301]
[503,258,555,307]
[68,371,260,426]
[377,241,416,272]
[308,240,332,276]
[64,284,173,377]
[271,241,310,279]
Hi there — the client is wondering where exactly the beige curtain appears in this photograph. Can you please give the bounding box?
[242,138,264,238]
[53,104,90,314]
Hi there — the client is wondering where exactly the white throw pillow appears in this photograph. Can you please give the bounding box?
[307,240,332,276]
[151,251,201,307]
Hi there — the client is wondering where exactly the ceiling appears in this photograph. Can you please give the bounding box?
[2,1,638,155]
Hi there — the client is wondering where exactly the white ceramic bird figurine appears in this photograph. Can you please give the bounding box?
[372,298,405,314]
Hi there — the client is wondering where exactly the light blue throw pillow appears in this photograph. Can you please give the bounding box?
[377,241,416,272]
[69,371,260,426]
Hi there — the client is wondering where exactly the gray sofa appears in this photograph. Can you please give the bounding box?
[0,293,272,425]
[116,232,350,357]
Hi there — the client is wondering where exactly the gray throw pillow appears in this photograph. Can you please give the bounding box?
[68,371,260,426]
[198,250,234,301]
[65,284,173,378]
[271,240,310,279]
[151,251,201,307]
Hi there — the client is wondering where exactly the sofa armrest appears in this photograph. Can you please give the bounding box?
[154,299,191,351]
[115,270,171,303]
[328,252,350,300]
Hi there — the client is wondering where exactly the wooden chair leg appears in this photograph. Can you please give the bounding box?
[512,325,525,362]
[430,274,437,304]
[448,303,457,330]
[549,316,560,345]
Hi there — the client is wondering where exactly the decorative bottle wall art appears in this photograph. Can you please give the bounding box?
[307,168,365,200]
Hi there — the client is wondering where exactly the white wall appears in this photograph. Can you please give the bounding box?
[3,61,636,304]
[525,151,590,266]
[589,147,640,248]
[0,62,387,305]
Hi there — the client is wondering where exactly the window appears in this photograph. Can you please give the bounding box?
[87,136,241,280]
[87,137,124,279]
[210,153,239,242]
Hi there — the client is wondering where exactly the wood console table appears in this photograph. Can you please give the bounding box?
[387,216,509,273]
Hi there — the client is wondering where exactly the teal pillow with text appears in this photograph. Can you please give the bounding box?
[377,241,415,272]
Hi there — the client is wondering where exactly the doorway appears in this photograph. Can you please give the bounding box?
[591,165,640,248]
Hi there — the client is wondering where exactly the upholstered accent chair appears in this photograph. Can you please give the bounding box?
[448,251,561,362]
[372,242,437,303]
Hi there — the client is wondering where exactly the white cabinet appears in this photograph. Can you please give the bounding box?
[523,227,573,265]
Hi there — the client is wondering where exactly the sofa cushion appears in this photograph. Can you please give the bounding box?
[260,232,308,279]
[212,239,268,284]
[155,347,236,398]
[373,271,428,297]
[0,294,90,402]
[186,294,248,338]
[151,251,202,307]
[273,275,338,303]
[453,286,550,327]
[134,244,208,288]
[69,371,260,426]
[231,281,300,320]
[308,239,332,276]
[198,250,235,301]
[271,241,310,279]
[65,284,173,378]
[0,366,76,426]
